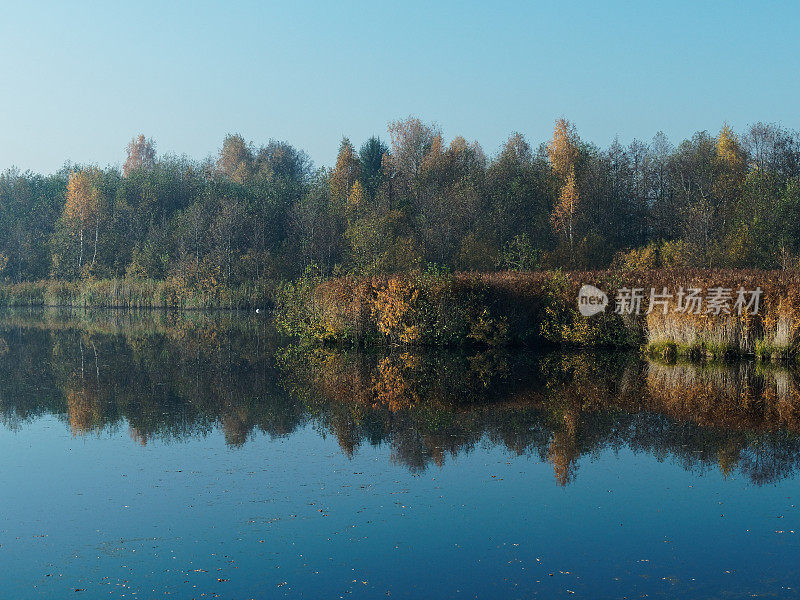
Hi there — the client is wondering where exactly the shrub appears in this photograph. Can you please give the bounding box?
[276,268,800,356]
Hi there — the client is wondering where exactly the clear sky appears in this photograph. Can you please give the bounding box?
[1,0,798,174]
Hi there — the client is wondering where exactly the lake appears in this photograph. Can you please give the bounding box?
[0,309,799,599]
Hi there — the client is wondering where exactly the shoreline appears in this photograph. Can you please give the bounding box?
[274,268,800,361]
[4,268,800,362]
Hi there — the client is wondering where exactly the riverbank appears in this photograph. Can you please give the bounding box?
[275,269,800,359]
[4,269,799,360]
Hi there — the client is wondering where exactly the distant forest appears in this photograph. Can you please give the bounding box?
[1,117,799,286]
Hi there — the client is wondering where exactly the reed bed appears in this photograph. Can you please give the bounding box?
[0,278,277,310]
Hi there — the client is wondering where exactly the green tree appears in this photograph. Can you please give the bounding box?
[359,136,388,199]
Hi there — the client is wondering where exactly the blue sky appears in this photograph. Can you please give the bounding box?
[0,1,797,173]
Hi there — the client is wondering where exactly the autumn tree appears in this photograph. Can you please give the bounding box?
[64,168,105,273]
[329,138,361,212]
[714,124,746,231]
[547,118,579,179]
[346,179,367,216]
[326,138,364,262]
[123,135,156,177]
[716,124,746,180]
[548,119,581,262]
[216,134,253,183]
[551,169,579,251]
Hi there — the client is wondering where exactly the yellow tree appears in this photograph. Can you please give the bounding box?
[216,134,253,183]
[717,123,746,172]
[346,179,367,218]
[715,123,746,205]
[547,119,581,261]
[716,124,749,264]
[329,138,361,212]
[547,118,579,179]
[64,169,104,272]
[123,134,156,176]
[551,168,579,249]
[344,180,379,271]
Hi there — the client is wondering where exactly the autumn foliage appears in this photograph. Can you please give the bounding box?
[276,268,800,358]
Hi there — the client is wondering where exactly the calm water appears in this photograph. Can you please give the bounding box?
[1,309,799,599]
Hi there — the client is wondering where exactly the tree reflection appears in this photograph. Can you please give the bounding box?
[1,308,800,486]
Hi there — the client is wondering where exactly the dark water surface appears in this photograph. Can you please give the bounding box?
[1,309,799,599]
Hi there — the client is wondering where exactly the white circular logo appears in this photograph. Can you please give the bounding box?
[578,285,608,317]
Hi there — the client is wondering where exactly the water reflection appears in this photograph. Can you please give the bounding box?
[1,308,800,486]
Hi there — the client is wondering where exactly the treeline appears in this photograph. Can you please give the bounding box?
[1,118,799,290]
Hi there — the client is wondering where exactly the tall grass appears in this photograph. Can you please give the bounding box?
[0,278,277,310]
[638,270,800,360]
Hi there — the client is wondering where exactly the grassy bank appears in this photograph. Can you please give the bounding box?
[0,278,277,310]
[640,270,800,361]
[275,268,800,358]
